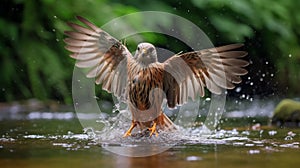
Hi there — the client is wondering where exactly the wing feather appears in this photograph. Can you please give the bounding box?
[163,44,248,108]
[64,16,132,98]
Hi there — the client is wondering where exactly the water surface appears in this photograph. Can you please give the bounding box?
[1,101,300,168]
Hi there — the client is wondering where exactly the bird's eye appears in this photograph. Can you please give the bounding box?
[137,47,140,51]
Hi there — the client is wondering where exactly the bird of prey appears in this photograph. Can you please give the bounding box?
[64,16,249,137]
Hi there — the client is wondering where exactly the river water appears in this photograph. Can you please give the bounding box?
[1,99,300,168]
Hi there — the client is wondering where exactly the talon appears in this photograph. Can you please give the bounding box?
[123,122,136,138]
[148,122,158,137]
[123,132,131,137]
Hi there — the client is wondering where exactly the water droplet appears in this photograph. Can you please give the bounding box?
[288,54,292,58]
[284,136,293,140]
[259,130,264,137]
[241,131,250,135]
[268,130,277,136]
[245,143,255,147]
[230,129,239,135]
[235,87,241,93]
[287,131,296,137]
[248,149,260,154]
[252,123,261,130]
[84,127,96,139]
[186,156,202,161]
[67,131,74,135]
[246,95,250,100]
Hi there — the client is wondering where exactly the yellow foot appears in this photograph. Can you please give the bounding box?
[123,131,132,138]
[123,122,136,138]
[148,122,158,137]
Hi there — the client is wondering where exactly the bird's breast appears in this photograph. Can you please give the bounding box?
[127,65,164,110]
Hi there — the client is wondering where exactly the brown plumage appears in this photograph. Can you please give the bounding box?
[64,16,249,137]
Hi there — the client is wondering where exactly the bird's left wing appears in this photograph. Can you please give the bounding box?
[64,16,132,98]
[163,44,249,108]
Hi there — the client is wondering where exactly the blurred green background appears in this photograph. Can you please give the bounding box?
[1,0,300,104]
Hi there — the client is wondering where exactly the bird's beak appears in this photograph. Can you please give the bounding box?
[141,48,147,56]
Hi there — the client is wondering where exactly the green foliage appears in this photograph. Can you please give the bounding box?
[190,0,300,95]
[273,99,300,121]
[0,0,140,103]
[1,0,300,103]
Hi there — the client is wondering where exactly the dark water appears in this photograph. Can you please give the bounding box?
[1,104,300,168]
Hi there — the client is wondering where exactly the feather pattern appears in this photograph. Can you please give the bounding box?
[163,44,248,108]
[65,16,249,137]
[64,16,131,98]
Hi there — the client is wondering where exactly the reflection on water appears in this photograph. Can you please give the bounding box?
[1,125,300,168]
[1,99,300,167]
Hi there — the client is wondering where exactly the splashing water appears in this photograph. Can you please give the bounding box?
[83,103,242,148]
[74,99,228,156]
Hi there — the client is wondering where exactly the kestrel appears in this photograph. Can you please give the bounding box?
[64,16,249,137]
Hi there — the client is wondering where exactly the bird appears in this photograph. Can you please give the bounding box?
[64,16,249,137]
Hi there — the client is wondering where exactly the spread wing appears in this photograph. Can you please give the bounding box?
[64,16,132,98]
[163,44,249,108]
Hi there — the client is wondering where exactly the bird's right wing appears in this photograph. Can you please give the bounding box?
[64,16,132,98]
[163,44,249,108]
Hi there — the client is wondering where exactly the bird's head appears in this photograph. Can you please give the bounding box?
[134,43,158,66]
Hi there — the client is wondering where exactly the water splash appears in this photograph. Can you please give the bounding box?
[88,108,246,147]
